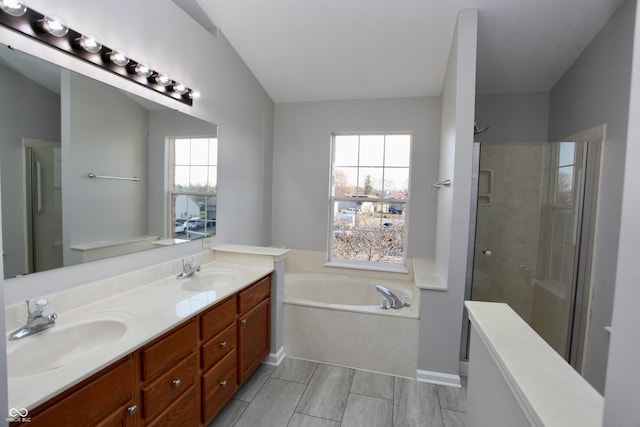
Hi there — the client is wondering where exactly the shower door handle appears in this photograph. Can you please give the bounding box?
[35,160,42,214]
[482,249,492,256]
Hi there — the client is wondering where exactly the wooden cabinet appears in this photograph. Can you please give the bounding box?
[14,356,139,427]
[140,320,197,426]
[239,298,270,383]
[200,295,239,425]
[14,274,271,427]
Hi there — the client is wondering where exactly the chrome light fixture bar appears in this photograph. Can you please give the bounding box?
[0,4,195,105]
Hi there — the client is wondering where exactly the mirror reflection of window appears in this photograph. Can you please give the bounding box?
[170,137,218,241]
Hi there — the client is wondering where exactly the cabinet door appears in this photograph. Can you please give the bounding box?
[238,298,270,383]
[21,356,137,426]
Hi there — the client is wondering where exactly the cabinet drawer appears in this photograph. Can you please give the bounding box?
[141,320,196,380]
[200,295,236,341]
[142,353,196,420]
[24,356,136,427]
[201,322,237,371]
[201,349,238,424]
[146,385,197,427]
[238,276,271,315]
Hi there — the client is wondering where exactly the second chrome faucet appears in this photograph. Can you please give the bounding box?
[177,258,201,279]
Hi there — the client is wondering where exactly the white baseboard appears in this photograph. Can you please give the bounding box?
[264,346,285,366]
[416,369,462,388]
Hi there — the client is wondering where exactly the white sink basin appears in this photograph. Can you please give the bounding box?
[7,311,138,378]
[180,268,243,292]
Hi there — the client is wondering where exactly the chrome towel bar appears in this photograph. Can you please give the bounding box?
[88,173,140,182]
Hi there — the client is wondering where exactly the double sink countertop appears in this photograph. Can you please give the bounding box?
[5,252,274,412]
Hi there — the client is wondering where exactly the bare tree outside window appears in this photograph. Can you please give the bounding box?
[329,133,411,266]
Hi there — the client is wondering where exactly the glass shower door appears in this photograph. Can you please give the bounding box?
[470,142,586,359]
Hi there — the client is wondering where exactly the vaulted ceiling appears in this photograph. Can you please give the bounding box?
[178,0,625,102]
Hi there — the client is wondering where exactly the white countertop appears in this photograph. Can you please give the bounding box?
[5,259,273,411]
[465,301,604,427]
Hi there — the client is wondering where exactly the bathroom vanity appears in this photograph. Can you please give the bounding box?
[5,253,276,426]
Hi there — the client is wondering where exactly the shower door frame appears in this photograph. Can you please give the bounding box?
[461,126,604,373]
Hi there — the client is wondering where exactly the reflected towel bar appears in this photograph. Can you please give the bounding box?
[431,179,451,189]
[88,173,140,182]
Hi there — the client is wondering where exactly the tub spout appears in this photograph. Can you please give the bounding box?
[376,285,404,309]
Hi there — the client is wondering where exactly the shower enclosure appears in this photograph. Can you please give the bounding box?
[463,136,601,370]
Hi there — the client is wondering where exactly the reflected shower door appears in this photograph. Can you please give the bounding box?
[25,140,63,274]
[470,142,586,359]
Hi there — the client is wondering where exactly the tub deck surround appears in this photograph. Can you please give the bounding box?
[4,254,273,412]
[283,272,420,377]
[465,301,604,427]
[285,272,419,318]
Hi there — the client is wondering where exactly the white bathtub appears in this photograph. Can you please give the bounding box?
[284,273,420,377]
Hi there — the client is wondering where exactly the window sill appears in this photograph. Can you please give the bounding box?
[324,260,409,274]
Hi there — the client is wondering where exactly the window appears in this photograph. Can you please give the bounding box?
[170,136,217,240]
[328,133,411,268]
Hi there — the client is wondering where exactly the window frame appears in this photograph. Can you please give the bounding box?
[167,135,218,241]
[326,131,412,272]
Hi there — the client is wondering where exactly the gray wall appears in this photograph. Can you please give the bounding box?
[0,64,61,278]
[475,93,549,143]
[548,0,635,393]
[62,72,148,265]
[418,9,477,377]
[271,97,440,259]
[603,0,640,423]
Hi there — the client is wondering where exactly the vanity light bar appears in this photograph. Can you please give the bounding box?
[0,4,195,106]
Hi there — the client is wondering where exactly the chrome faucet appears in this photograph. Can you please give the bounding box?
[376,285,409,309]
[9,299,57,340]
[177,258,201,279]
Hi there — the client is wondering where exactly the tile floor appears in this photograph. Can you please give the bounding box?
[209,357,467,427]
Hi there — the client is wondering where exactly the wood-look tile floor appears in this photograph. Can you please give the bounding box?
[209,357,466,427]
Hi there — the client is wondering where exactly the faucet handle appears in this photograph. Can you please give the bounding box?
[27,298,49,316]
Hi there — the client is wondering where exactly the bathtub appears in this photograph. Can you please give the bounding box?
[284,273,420,377]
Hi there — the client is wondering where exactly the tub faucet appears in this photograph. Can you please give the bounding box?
[177,258,201,279]
[376,285,409,310]
[9,299,57,340]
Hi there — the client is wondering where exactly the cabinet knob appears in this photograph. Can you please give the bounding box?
[172,379,182,388]
[127,405,138,416]
[220,380,228,388]
[220,341,227,348]
[240,319,247,325]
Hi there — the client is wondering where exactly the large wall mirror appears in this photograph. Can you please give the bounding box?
[0,44,218,280]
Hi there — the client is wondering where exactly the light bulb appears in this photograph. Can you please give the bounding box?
[0,0,27,17]
[75,33,102,53]
[153,72,172,87]
[106,49,129,67]
[37,15,69,37]
[133,62,153,78]
[172,82,188,95]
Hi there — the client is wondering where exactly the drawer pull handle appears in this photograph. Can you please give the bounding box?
[240,319,247,325]
[128,405,138,416]
[220,341,227,348]
[172,379,182,388]
[220,380,228,388]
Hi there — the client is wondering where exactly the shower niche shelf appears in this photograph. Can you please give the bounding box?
[478,169,494,206]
